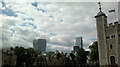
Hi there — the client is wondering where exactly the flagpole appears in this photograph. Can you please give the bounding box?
[115,9,118,22]
[108,9,117,22]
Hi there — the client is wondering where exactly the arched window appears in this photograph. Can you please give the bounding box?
[110,56,115,64]
[110,45,113,49]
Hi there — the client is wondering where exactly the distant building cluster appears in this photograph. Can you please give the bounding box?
[33,37,84,54]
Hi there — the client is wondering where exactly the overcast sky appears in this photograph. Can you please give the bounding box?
[0,1,119,53]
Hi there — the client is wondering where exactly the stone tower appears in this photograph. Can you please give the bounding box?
[95,2,120,67]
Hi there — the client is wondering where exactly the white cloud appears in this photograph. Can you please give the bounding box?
[1,2,118,52]
[3,0,120,2]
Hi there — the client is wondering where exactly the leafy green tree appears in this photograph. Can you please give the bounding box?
[76,48,87,64]
[25,48,38,66]
[89,41,99,63]
[14,46,40,67]
[69,53,75,60]
[14,46,26,66]
[56,50,61,60]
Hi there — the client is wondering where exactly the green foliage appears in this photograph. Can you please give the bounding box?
[70,53,75,60]
[56,50,61,60]
[77,48,87,64]
[89,41,99,63]
[14,46,26,65]
[13,46,40,66]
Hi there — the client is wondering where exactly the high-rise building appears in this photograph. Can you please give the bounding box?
[33,39,46,52]
[73,37,83,53]
[73,46,79,52]
[75,37,83,48]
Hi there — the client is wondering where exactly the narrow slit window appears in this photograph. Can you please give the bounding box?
[110,45,113,49]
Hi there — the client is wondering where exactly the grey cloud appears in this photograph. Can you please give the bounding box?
[1,2,118,52]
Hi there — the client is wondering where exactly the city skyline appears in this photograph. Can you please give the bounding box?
[0,2,118,53]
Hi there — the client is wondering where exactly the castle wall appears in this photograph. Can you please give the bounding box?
[106,23,116,64]
[95,6,120,66]
[117,3,120,45]
[117,24,120,66]
[105,22,120,65]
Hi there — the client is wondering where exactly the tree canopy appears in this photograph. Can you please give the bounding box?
[89,41,99,63]
[77,48,88,64]
[13,46,40,67]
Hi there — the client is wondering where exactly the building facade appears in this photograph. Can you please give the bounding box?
[95,2,120,66]
[2,50,17,67]
[73,37,83,53]
[33,39,46,52]
[73,46,80,52]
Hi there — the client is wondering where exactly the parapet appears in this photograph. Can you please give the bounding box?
[107,21,120,28]
[109,23,113,26]
[114,21,119,25]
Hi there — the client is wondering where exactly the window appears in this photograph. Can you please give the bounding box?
[100,41,102,43]
[4,61,6,63]
[119,34,120,37]
[113,35,115,38]
[106,36,110,39]
[111,35,115,38]
[110,45,113,49]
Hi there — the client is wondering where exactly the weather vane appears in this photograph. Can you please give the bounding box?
[98,2,102,11]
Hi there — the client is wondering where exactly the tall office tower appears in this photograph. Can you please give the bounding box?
[33,39,46,53]
[75,37,83,48]
[73,37,83,53]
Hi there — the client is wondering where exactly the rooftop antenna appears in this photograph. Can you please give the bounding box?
[98,2,102,12]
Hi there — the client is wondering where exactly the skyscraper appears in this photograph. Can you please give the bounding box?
[75,37,83,48]
[73,37,83,53]
[33,39,46,52]
[73,46,79,52]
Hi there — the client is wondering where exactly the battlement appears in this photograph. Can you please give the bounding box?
[114,21,118,24]
[108,23,113,26]
[107,21,120,28]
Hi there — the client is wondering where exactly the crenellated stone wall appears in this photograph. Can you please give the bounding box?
[95,6,120,66]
